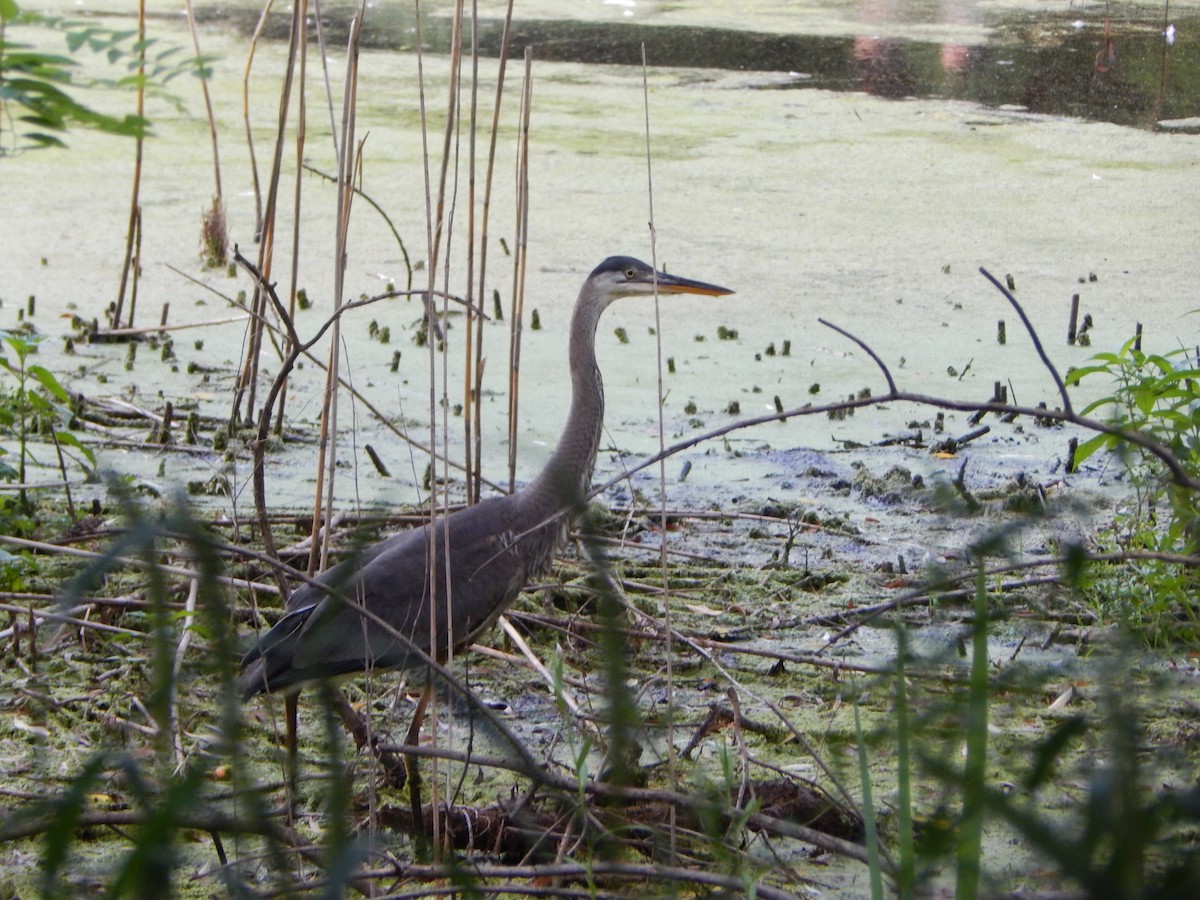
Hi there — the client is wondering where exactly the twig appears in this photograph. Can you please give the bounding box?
[313,22,363,577]
[372,861,806,900]
[496,614,587,721]
[95,314,250,339]
[640,39,681,810]
[232,0,303,427]
[979,267,1073,414]
[0,601,147,640]
[818,317,899,395]
[0,534,279,596]
[301,164,412,287]
[241,0,275,237]
[171,577,200,769]
[183,0,222,201]
[278,0,311,435]
[471,0,517,504]
[111,0,146,330]
[507,47,534,493]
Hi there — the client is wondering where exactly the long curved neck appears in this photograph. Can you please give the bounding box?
[522,290,606,518]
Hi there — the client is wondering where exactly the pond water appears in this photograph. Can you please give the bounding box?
[5,0,1200,518]
[5,3,1200,894]
[211,0,1200,129]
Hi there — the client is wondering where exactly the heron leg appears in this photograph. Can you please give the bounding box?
[284,693,299,796]
[404,683,433,858]
[327,687,409,789]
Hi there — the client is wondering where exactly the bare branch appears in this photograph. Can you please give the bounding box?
[979,267,1073,416]
[819,317,899,396]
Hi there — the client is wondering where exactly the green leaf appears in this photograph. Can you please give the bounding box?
[27,395,55,418]
[1072,431,1113,467]
[1024,716,1087,791]
[2,50,78,70]
[1060,540,1089,590]
[22,131,68,148]
[65,27,95,52]
[27,364,69,402]
[54,430,95,466]
[39,752,113,893]
[1,330,40,360]
[1065,363,1115,386]
[0,0,21,23]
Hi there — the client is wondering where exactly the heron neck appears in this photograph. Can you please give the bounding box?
[524,292,606,515]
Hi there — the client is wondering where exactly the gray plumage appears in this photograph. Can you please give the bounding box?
[239,256,732,700]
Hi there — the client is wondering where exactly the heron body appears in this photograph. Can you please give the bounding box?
[239,256,733,700]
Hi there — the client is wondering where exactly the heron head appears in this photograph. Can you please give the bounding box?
[588,256,734,305]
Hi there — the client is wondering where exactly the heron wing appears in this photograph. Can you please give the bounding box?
[239,496,530,697]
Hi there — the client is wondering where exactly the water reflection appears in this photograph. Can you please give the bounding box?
[201,4,1197,130]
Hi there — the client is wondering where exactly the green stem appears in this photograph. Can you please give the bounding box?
[956,564,989,900]
[894,626,915,899]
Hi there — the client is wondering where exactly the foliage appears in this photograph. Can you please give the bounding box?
[0,330,94,514]
[858,530,1200,898]
[23,486,255,896]
[0,1,213,154]
[1067,338,1200,637]
[916,651,1200,899]
[0,545,37,590]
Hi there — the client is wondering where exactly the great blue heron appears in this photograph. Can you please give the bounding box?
[239,256,732,704]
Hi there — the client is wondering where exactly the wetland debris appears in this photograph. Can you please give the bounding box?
[930,425,990,455]
[1068,293,1081,344]
[851,463,924,505]
[1066,436,1079,474]
[375,773,863,860]
[365,444,390,477]
[1033,402,1061,428]
[877,429,924,448]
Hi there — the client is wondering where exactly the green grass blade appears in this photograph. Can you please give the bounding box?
[894,626,915,899]
[955,564,990,900]
[854,700,885,900]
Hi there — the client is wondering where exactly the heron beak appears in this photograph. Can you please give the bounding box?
[651,271,735,297]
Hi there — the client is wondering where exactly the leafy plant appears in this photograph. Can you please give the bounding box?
[0,330,94,512]
[1067,338,1200,637]
[922,653,1200,899]
[0,545,37,589]
[0,1,212,154]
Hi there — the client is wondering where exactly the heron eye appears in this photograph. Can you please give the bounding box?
[624,268,637,279]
